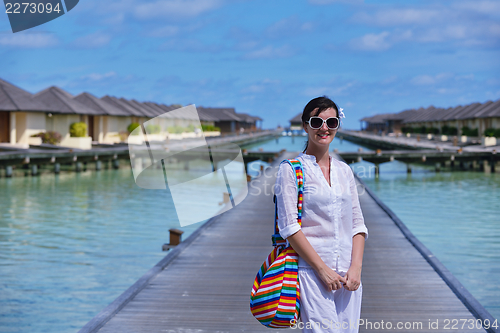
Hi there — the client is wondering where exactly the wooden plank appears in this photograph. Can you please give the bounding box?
[76,151,494,333]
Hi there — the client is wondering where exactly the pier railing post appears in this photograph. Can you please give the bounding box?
[406,164,412,174]
[6,165,13,177]
[162,228,184,251]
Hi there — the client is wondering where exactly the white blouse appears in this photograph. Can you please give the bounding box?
[274,152,368,274]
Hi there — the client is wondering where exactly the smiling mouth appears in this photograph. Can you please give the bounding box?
[317,133,329,139]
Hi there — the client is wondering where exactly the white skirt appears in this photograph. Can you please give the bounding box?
[297,268,363,333]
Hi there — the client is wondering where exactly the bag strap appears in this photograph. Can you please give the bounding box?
[272,159,304,247]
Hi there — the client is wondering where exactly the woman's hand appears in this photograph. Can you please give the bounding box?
[344,264,361,291]
[344,233,365,291]
[317,265,346,292]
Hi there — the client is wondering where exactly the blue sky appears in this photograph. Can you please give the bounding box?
[1,0,499,129]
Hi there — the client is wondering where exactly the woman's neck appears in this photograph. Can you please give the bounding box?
[304,145,330,166]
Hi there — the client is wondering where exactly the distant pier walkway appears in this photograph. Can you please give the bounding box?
[78,152,495,333]
[0,130,279,177]
[338,129,499,152]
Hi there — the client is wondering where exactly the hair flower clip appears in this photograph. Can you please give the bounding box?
[338,108,345,119]
[338,107,345,127]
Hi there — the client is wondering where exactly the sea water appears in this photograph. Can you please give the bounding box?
[1,135,498,333]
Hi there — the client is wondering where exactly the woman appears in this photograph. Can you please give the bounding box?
[275,96,368,333]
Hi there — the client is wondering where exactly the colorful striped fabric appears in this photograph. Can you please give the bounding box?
[250,159,304,328]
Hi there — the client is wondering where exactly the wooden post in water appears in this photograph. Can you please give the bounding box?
[76,162,83,172]
[5,165,13,177]
[162,228,185,251]
[484,159,490,174]
[96,160,102,171]
[113,159,120,169]
[54,163,60,174]
[31,164,38,176]
[374,163,379,177]
[406,164,412,174]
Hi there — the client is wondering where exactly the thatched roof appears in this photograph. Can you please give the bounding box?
[0,78,51,112]
[33,86,105,115]
[361,99,500,125]
[119,98,157,117]
[74,92,130,116]
[101,95,144,117]
[197,107,242,122]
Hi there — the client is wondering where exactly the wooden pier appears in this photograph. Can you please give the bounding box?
[78,152,497,333]
[337,129,499,152]
[0,130,280,177]
[338,149,499,174]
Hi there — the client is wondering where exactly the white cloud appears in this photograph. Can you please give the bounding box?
[81,72,118,81]
[134,0,221,19]
[241,79,282,94]
[243,45,296,59]
[147,25,180,38]
[350,31,391,51]
[72,32,112,49]
[303,81,355,97]
[452,1,500,16]
[0,33,58,48]
[309,0,363,4]
[411,73,455,86]
[411,75,436,86]
[349,2,500,49]
[353,8,440,26]
[265,16,314,38]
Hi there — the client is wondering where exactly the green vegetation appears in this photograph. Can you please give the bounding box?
[145,124,161,134]
[127,122,140,134]
[401,126,413,134]
[31,131,62,145]
[441,125,457,136]
[69,122,87,137]
[167,124,201,133]
[402,126,435,134]
[461,126,478,137]
[167,125,186,134]
[201,124,221,132]
[484,128,500,138]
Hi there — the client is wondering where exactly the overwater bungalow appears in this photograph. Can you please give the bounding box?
[360,99,500,138]
[0,78,52,146]
[0,78,262,149]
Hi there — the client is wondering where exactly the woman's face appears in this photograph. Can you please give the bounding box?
[303,107,338,148]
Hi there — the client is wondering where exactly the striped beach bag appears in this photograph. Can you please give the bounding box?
[250,159,304,328]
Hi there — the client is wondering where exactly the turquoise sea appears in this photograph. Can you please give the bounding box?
[0,135,498,332]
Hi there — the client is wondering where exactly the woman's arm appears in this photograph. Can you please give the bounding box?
[287,230,346,291]
[344,232,365,291]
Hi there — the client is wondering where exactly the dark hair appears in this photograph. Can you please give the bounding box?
[302,96,340,152]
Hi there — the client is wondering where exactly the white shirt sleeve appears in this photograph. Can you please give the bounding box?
[275,162,301,240]
[348,165,369,240]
